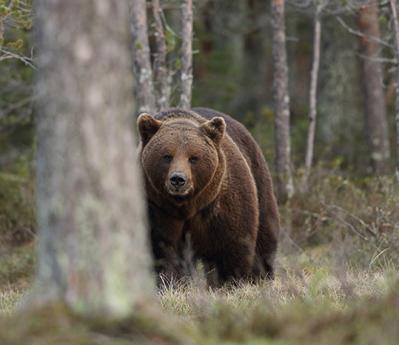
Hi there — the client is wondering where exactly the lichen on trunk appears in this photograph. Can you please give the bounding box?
[31,0,155,318]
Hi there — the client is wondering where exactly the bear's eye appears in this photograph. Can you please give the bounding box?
[162,154,173,163]
[189,156,199,164]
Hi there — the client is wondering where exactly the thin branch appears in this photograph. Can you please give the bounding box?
[356,53,397,64]
[336,16,393,49]
[0,96,35,118]
[0,48,36,69]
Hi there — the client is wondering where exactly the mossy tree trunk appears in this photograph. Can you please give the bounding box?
[33,0,155,318]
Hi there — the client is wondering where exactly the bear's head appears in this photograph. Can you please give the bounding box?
[137,113,226,203]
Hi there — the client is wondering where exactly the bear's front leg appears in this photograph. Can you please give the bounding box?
[206,226,255,285]
[214,242,255,284]
[205,207,258,285]
[148,204,185,284]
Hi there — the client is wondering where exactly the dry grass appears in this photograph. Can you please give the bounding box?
[0,250,398,345]
[159,255,395,319]
[0,286,23,316]
[0,172,398,344]
[286,171,399,269]
[1,258,397,345]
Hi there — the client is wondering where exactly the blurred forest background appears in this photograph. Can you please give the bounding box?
[2,0,399,174]
[0,1,399,344]
[0,0,398,252]
[1,0,398,244]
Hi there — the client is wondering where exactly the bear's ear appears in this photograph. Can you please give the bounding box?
[137,113,162,144]
[200,117,226,144]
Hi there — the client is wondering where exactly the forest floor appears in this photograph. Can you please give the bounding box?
[0,236,398,344]
[0,171,398,344]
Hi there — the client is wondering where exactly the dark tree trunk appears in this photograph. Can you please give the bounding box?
[357,3,391,174]
[271,0,294,203]
[390,0,399,170]
[32,0,154,317]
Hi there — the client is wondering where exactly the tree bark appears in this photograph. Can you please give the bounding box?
[152,0,171,111]
[271,0,294,203]
[179,0,193,109]
[0,15,3,43]
[33,0,155,318]
[357,3,391,174]
[303,6,322,185]
[390,0,399,170]
[130,0,156,113]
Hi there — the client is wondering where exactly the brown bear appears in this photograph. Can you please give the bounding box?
[137,107,280,284]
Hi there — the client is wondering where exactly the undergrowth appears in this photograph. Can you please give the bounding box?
[0,170,398,344]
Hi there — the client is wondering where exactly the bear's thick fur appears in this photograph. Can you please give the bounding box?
[137,108,280,284]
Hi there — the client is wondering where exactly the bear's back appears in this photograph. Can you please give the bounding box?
[192,107,261,169]
[193,107,280,276]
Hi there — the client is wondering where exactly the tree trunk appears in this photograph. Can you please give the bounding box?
[303,6,322,186]
[33,0,155,318]
[0,15,3,43]
[390,0,399,171]
[357,3,391,174]
[130,0,156,113]
[271,0,294,203]
[152,0,171,111]
[179,0,193,109]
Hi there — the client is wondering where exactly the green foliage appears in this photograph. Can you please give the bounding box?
[0,0,34,251]
[165,25,177,53]
[0,169,35,247]
[0,0,32,50]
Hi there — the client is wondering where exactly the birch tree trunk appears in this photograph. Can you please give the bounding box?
[390,0,399,171]
[303,6,322,186]
[130,0,156,113]
[0,15,3,43]
[33,0,155,318]
[271,0,294,203]
[357,3,391,174]
[152,0,171,110]
[179,0,193,109]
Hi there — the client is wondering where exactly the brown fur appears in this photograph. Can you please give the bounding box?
[137,108,280,284]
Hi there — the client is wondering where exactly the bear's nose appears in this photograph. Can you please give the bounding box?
[170,172,186,188]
